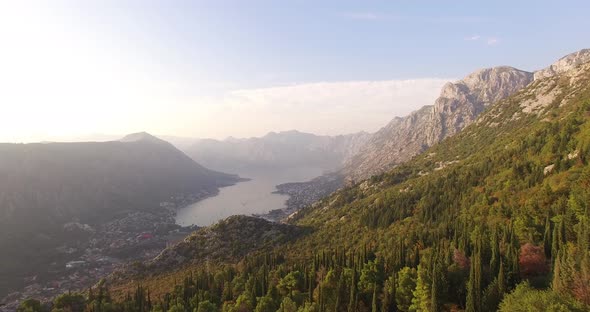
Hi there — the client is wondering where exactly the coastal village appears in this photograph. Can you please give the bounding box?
[0,193,205,312]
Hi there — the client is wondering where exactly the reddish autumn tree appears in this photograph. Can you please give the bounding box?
[453,248,470,270]
[519,243,549,278]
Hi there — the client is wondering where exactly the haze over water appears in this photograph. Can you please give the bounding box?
[175,167,324,226]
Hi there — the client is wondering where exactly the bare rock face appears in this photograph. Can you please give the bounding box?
[342,66,534,181]
[427,66,534,144]
[534,49,590,80]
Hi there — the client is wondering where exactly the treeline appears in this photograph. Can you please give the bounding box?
[17,231,589,312]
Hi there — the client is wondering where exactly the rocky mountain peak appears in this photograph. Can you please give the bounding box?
[430,66,533,143]
[534,48,590,80]
[341,65,534,181]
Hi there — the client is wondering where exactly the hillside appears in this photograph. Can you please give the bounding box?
[0,132,237,230]
[108,216,306,286]
[90,56,590,311]
[0,133,239,298]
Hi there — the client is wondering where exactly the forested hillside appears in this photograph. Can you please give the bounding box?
[17,61,590,311]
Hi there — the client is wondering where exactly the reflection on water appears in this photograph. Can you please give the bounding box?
[175,167,323,226]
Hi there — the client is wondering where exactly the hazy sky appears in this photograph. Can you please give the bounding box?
[1,1,589,142]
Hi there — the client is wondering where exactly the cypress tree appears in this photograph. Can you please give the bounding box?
[430,276,438,312]
[490,232,500,276]
[372,283,378,312]
[466,257,476,312]
[552,249,565,293]
[543,215,552,259]
[497,261,506,296]
[466,235,482,312]
[551,224,560,264]
[348,269,357,312]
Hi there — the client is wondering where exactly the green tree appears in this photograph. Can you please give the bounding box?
[255,296,277,312]
[234,292,255,312]
[358,260,384,295]
[498,261,506,296]
[410,265,431,312]
[395,267,417,312]
[167,302,185,312]
[52,293,86,312]
[381,275,396,312]
[466,235,482,312]
[499,282,585,312]
[430,275,438,312]
[296,302,318,312]
[278,271,304,298]
[371,283,378,312]
[278,297,298,312]
[17,299,42,312]
[197,300,218,312]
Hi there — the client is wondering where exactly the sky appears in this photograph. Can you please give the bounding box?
[0,0,589,142]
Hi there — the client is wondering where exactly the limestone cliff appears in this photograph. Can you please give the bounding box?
[342,66,534,181]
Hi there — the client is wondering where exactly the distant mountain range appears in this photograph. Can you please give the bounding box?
[182,130,371,174]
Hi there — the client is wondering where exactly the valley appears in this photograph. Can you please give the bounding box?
[4,3,589,311]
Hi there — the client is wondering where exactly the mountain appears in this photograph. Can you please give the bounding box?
[183,130,370,174]
[101,51,590,311]
[280,49,590,211]
[0,133,239,297]
[0,132,236,229]
[342,66,535,181]
[534,48,590,79]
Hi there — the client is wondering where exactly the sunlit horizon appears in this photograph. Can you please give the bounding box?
[1,1,587,143]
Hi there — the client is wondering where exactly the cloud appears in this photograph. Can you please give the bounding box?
[486,37,500,46]
[465,35,481,41]
[184,78,453,139]
[464,35,500,46]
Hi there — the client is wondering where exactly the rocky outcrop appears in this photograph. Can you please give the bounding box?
[341,66,534,181]
[534,49,590,80]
